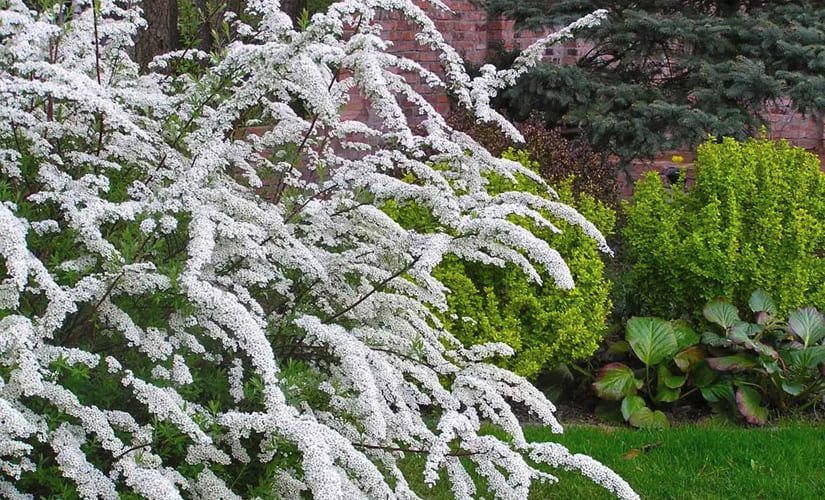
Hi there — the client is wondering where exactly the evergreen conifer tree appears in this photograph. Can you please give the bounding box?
[487,0,825,161]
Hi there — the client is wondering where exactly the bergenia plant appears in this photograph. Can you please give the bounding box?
[701,290,825,425]
[0,0,638,498]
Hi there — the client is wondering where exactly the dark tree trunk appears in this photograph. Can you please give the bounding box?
[195,0,212,54]
[134,0,180,71]
[280,0,306,21]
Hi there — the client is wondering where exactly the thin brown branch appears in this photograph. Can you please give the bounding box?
[59,230,157,346]
[328,254,421,322]
[353,442,478,457]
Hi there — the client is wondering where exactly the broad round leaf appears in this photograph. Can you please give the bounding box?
[789,346,825,370]
[729,322,763,343]
[674,346,705,372]
[735,386,768,425]
[658,364,687,389]
[628,407,670,429]
[703,299,740,329]
[781,381,804,396]
[748,289,776,315]
[621,395,646,421]
[691,360,718,388]
[701,330,728,347]
[626,317,678,366]
[653,386,680,403]
[672,320,701,350]
[700,380,735,403]
[788,307,825,347]
[593,363,642,400]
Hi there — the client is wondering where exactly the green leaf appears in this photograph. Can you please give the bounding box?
[700,380,735,403]
[653,386,680,403]
[621,395,646,421]
[706,354,758,372]
[701,330,728,347]
[788,346,825,370]
[628,407,670,429]
[672,320,701,350]
[703,300,740,329]
[781,381,805,396]
[608,340,632,354]
[729,322,763,342]
[626,317,678,366]
[727,325,778,360]
[592,363,642,400]
[674,346,705,372]
[658,364,688,389]
[691,360,717,388]
[788,307,825,347]
[736,386,769,425]
[748,289,776,316]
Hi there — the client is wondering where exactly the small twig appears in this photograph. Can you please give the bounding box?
[327,254,421,322]
[270,13,364,205]
[92,0,105,157]
[353,442,478,457]
[112,442,152,461]
[59,230,156,346]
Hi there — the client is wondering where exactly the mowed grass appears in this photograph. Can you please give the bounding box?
[400,420,825,499]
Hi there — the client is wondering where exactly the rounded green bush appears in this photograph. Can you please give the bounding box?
[623,136,825,319]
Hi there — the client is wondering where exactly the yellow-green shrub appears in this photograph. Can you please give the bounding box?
[624,137,825,319]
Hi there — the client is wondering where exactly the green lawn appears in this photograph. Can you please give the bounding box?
[401,420,825,499]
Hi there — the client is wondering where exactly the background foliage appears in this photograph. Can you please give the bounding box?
[486,0,825,162]
[447,110,621,205]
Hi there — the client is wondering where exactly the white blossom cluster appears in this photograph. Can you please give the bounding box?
[0,0,637,498]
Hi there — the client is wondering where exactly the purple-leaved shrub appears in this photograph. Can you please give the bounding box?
[0,0,637,498]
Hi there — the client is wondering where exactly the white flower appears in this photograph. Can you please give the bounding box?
[0,0,631,498]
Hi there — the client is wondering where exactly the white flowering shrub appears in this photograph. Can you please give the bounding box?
[0,0,638,498]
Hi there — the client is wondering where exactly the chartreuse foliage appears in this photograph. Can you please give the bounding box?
[385,149,614,379]
[624,136,825,320]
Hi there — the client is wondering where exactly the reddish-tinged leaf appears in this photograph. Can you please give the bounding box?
[674,346,705,372]
[736,386,768,425]
[592,363,642,400]
[706,354,758,372]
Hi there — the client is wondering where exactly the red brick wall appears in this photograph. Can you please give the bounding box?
[343,1,825,194]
